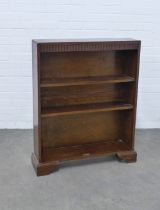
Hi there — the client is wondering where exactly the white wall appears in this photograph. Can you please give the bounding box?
[0,0,160,128]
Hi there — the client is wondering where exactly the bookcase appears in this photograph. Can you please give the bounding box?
[31,38,141,176]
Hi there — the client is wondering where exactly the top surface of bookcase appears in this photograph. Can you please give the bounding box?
[33,38,138,43]
[33,38,141,52]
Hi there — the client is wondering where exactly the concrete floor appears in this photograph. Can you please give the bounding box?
[0,129,160,210]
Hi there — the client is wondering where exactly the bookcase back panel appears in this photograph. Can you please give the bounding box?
[41,110,129,148]
[41,83,131,108]
[40,50,137,83]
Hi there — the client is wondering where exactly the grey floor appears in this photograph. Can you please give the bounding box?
[0,129,160,210]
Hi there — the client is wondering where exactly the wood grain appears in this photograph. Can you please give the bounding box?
[41,83,132,108]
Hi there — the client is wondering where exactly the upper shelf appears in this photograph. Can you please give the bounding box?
[40,75,135,88]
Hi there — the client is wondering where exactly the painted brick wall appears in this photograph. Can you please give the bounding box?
[0,0,159,128]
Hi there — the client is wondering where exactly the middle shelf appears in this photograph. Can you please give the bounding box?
[41,102,133,117]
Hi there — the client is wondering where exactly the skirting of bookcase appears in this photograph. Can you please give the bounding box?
[32,141,137,176]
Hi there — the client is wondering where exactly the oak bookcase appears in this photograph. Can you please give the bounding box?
[31,38,141,176]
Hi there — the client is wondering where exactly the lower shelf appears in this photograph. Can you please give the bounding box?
[41,102,133,117]
[32,141,137,176]
[42,140,131,162]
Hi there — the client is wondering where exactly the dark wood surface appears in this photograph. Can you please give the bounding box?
[41,83,132,108]
[41,109,131,148]
[40,75,135,87]
[32,38,141,176]
[41,102,133,117]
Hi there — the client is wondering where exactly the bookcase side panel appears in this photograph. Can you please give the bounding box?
[123,43,141,149]
[130,43,141,149]
[32,42,42,162]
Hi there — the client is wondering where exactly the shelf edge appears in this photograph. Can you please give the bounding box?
[41,104,133,118]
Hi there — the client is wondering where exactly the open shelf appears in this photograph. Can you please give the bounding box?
[42,140,130,162]
[40,75,135,88]
[41,82,132,109]
[41,102,133,117]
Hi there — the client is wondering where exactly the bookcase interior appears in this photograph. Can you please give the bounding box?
[41,83,133,109]
[39,49,138,157]
[41,110,133,148]
[40,50,138,83]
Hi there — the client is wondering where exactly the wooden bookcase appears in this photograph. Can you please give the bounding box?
[31,38,141,176]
